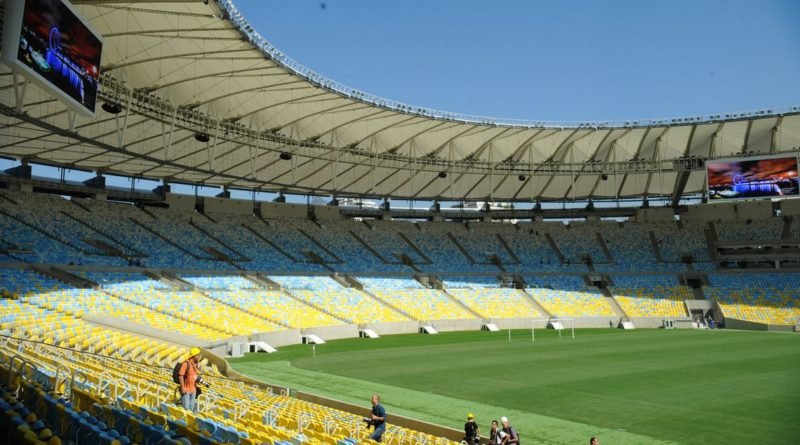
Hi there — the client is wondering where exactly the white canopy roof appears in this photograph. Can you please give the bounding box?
[1,0,799,201]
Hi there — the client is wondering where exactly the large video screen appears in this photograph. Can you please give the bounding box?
[1,0,102,116]
[707,156,799,201]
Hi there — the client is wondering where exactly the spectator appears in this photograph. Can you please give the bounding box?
[500,416,520,445]
[464,413,480,445]
[590,437,599,445]
[368,394,386,442]
[488,419,501,445]
[178,347,202,411]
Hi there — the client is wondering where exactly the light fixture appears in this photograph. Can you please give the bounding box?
[194,133,210,143]
[518,175,526,182]
[438,171,447,179]
[279,152,292,161]
[101,102,122,114]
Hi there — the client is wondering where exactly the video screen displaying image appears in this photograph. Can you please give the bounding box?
[15,0,101,113]
[707,156,799,200]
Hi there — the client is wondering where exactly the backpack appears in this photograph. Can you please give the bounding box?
[172,361,185,384]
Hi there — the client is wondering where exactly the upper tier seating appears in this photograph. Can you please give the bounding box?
[650,220,711,262]
[405,223,487,273]
[196,212,318,271]
[0,190,796,278]
[351,220,427,265]
[717,218,784,241]
[543,222,608,264]
[453,222,518,265]
[510,223,581,272]
[302,220,408,272]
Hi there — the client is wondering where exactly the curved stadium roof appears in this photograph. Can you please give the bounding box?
[1,0,799,202]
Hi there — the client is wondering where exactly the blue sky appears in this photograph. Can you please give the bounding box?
[234,0,800,122]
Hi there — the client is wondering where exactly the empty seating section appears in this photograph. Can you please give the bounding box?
[610,275,690,318]
[104,286,282,336]
[454,223,517,264]
[73,198,227,269]
[21,286,233,342]
[0,192,128,259]
[505,223,565,272]
[598,262,687,273]
[599,221,658,266]
[691,262,718,271]
[360,277,483,321]
[0,268,64,295]
[77,271,172,289]
[210,290,344,327]
[525,276,615,317]
[195,213,304,271]
[6,188,800,444]
[544,222,607,264]
[442,275,499,288]
[306,220,406,272]
[0,300,192,367]
[0,334,457,445]
[406,230,484,273]
[295,287,409,324]
[358,276,424,289]
[353,221,427,264]
[650,221,710,262]
[0,271,202,368]
[269,275,340,290]
[143,207,241,263]
[790,217,800,238]
[449,288,541,319]
[0,207,108,265]
[258,219,338,263]
[182,274,256,290]
[3,190,800,275]
[373,288,474,321]
[268,275,408,324]
[717,218,784,241]
[706,274,800,325]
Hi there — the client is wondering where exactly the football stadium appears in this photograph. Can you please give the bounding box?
[0,1,799,444]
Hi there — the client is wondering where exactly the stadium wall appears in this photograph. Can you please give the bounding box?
[781,198,800,215]
[302,324,360,341]
[430,319,483,332]
[724,318,796,332]
[635,207,674,221]
[683,201,773,221]
[363,321,419,336]
[251,329,302,348]
[260,201,308,219]
[165,193,195,212]
[629,317,674,328]
[204,196,252,215]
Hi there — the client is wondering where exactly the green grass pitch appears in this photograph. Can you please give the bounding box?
[229,329,800,445]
